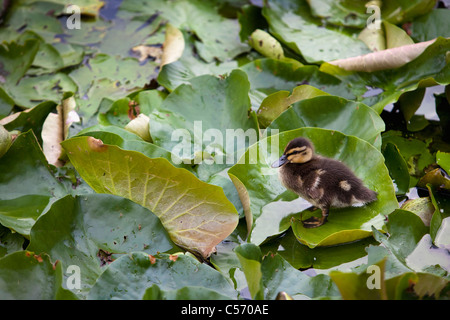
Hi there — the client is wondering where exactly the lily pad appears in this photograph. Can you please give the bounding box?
[0,39,39,87]
[321,37,450,113]
[382,142,410,195]
[69,54,158,120]
[228,127,398,247]
[235,243,340,300]
[382,130,435,186]
[0,131,67,236]
[307,0,436,30]
[262,0,371,63]
[10,73,78,109]
[157,28,239,92]
[0,251,78,300]
[27,194,178,297]
[260,230,378,270]
[0,101,56,145]
[76,127,244,218]
[240,58,355,110]
[257,84,329,128]
[88,252,237,299]
[437,151,450,174]
[150,69,259,161]
[0,225,25,258]
[410,8,450,42]
[142,284,232,300]
[61,136,239,259]
[329,258,388,300]
[120,0,249,62]
[267,95,385,149]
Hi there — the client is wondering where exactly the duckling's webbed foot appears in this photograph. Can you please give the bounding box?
[302,208,329,228]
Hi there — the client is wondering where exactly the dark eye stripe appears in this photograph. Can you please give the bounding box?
[287,150,306,156]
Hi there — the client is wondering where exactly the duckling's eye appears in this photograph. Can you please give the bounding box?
[301,151,308,155]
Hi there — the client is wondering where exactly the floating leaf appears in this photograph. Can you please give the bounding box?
[0,101,56,145]
[437,151,450,174]
[262,0,371,63]
[382,142,410,195]
[381,131,435,186]
[234,243,264,300]
[142,284,232,300]
[257,85,329,128]
[267,95,385,148]
[235,243,340,300]
[27,194,178,297]
[330,258,388,300]
[62,136,239,258]
[151,69,259,161]
[321,37,450,113]
[417,168,450,191]
[240,58,355,110]
[410,9,450,42]
[0,131,67,236]
[88,252,237,299]
[0,251,78,299]
[121,0,249,62]
[401,197,435,227]
[228,127,398,247]
[260,229,378,270]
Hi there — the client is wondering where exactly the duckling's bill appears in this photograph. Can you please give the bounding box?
[271,154,288,168]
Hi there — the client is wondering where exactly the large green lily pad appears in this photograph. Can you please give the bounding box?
[240,58,355,110]
[0,251,77,300]
[61,136,239,259]
[267,95,385,149]
[120,0,249,62]
[320,37,450,113]
[150,69,259,162]
[235,243,340,300]
[228,127,398,248]
[0,131,67,236]
[88,252,237,299]
[27,194,178,297]
[262,0,371,63]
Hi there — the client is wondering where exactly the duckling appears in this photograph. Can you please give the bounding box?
[271,137,377,228]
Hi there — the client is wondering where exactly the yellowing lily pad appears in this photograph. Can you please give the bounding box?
[62,136,239,259]
[228,127,398,248]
